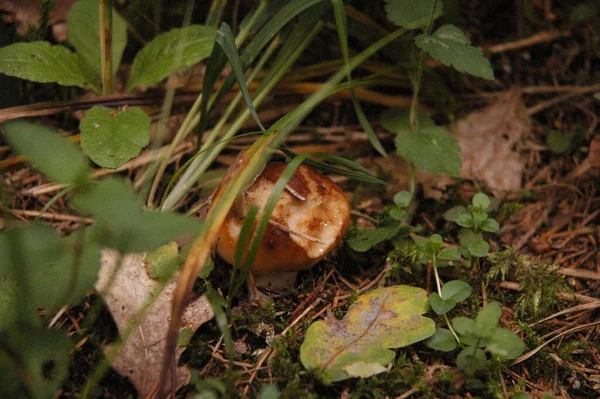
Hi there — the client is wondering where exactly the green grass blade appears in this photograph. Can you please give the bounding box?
[215,23,265,131]
[205,0,228,27]
[206,287,235,364]
[331,0,386,156]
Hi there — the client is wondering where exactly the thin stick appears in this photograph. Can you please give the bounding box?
[99,0,113,95]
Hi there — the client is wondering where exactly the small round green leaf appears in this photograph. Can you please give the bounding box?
[480,218,500,233]
[441,280,473,302]
[80,106,151,169]
[444,206,468,222]
[388,208,406,221]
[487,327,525,359]
[429,293,456,315]
[472,211,488,223]
[467,240,489,257]
[393,191,412,207]
[456,347,487,375]
[475,302,501,337]
[472,193,490,210]
[426,328,457,352]
[427,234,444,253]
[546,130,571,154]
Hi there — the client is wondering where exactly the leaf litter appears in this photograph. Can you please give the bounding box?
[95,249,214,395]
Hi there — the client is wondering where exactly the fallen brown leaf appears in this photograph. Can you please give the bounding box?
[589,134,600,168]
[96,250,215,396]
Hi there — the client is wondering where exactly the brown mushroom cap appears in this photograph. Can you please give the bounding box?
[216,162,351,274]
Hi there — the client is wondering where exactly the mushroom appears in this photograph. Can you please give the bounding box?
[216,162,351,293]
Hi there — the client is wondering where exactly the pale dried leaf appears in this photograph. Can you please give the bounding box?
[452,88,529,192]
[96,250,214,395]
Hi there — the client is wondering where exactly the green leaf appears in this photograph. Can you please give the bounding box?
[342,361,388,378]
[177,327,195,347]
[0,325,71,399]
[429,292,456,315]
[382,109,461,176]
[511,393,531,399]
[145,242,184,281]
[415,25,494,80]
[472,193,490,210]
[394,191,412,207]
[2,120,90,187]
[467,240,489,257]
[0,224,100,313]
[475,302,501,338]
[487,327,525,359]
[127,25,216,91]
[441,280,472,302]
[451,316,482,347]
[0,41,94,89]
[546,130,571,154]
[67,0,127,80]
[259,384,280,399]
[427,234,443,252]
[472,211,488,223]
[385,0,444,29]
[80,105,151,169]
[0,278,18,331]
[458,228,480,246]
[456,213,475,228]
[456,347,487,375]
[346,224,402,252]
[300,285,435,382]
[426,328,457,352]
[73,178,201,252]
[444,205,467,222]
[437,248,461,261]
[388,208,406,221]
[480,218,500,233]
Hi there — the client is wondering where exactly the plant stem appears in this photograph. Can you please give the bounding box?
[99,0,113,95]
[433,254,461,344]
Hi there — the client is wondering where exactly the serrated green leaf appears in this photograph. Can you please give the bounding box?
[73,178,201,253]
[441,280,472,302]
[546,130,571,154]
[467,240,489,257]
[127,25,216,90]
[385,0,444,29]
[415,25,494,80]
[2,120,91,187]
[480,218,500,233]
[437,248,461,261]
[0,325,71,399]
[394,191,412,207]
[300,285,435,382]
[444,205,467,222]
[67,0,127,80]
[426,328,457,352]
[429,292,456,315]
[346,224,402,252]
[472,193,490,209]
[0,41,94,89]
[80,105,150,169]
[456,346,487,375]
[487,327,525,359]
[382,109,461,176]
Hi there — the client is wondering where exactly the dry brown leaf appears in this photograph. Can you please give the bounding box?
[96,250,214,396]
[589,135,600,168]
[451,88,529,192]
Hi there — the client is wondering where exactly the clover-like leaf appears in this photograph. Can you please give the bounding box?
[346,224,403,252]
[382,109,461,176]
[415,25,494,80]
[480,218,500,232]
[437,248,461,261]
[456,347,487,375]
[80,105,151,169]
[472,193,491,210]
[300,285,435,382]
[384,0,443,29]
[429,293,456,315]
[441,280,472,303]
[426,328,457,352]
[487,327,525,359]
[127,25,216,91]
[467,240,489,257]
[2,120,90,187]
[67,0,127,79]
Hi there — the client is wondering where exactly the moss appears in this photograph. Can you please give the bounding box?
[230,300,283,332]
[514,260,567,321]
